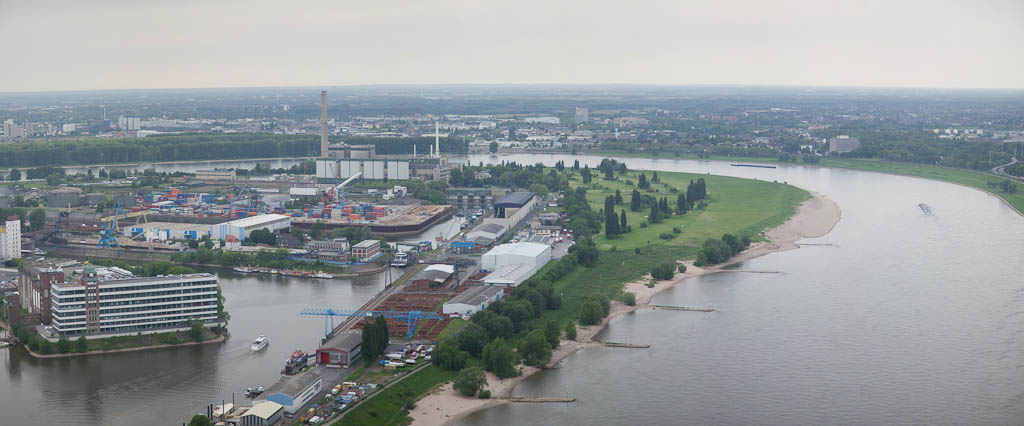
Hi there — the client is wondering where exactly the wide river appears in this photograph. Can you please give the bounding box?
[2,153,1022,425]
[455,154,1024,426]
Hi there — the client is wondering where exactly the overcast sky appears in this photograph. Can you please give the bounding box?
[2,0,1023,92]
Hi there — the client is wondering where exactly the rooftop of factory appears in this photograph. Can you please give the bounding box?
[414,264,455,282]
[447,285,503,306]
[493,191,535,208]
[485,242,550,258]
[263,369,322,399]
[483,263,535,284]
[321,329,362,351]
[223,213,291,229]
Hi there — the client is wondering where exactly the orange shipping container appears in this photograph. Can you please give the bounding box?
[349,214,361,220]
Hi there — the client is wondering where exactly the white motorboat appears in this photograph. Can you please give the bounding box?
[311,272,334,279]
[251,335,269,352]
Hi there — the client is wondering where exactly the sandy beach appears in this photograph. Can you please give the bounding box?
[409,192,841,426]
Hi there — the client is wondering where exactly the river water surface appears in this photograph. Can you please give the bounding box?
[453,154,1024,426]
[2,153,1023,425]
[0,269,390,425]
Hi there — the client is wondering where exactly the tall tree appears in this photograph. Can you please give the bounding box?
[652,171,660,183]
[620,209,628,231]
[630,189,643,211]
[614,189,623,204]
[573,160,580,171]
[638,173,648,189]
[581,165,591,183]
[676,193,688,214]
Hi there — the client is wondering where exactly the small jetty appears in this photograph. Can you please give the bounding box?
[648,305,714,312]
[918,203,932,215]
[599,342,650,349]
[731,163,777,169]
[508,396,577,403]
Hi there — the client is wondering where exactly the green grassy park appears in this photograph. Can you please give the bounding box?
[588,150,1024,215]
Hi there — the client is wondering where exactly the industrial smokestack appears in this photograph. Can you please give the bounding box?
[435,121,440,158]
[320,90,328,158]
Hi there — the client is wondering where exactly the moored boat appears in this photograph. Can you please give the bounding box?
[311,272,334,279]
[233,266,257,273]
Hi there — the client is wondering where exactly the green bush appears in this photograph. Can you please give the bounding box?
[160,332,182,345]
[454,367,487,397]
[658,232,675,240]
[478,389,492,399]
[651,262,676,280]
[56,336,71,353]
[672,226,682,234]
[620,292,636,306]
[678,264,687,273]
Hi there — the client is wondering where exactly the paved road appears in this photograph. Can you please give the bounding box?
[992,157,1022,182]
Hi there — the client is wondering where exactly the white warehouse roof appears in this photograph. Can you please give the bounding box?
[484,242,550,258]
[223,214,291,229]
[244,401,283,419]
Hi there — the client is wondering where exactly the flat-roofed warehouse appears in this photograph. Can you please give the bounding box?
[481,242,551,274]
[211,214,291,241]
[122,222,210,241]
[315,329,362,366]
[443,285,504,316]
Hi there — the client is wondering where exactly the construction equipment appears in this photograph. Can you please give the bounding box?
[97,202,125,249]
[333,172,362,203]
[100,208,148,225]
[300,308,442,340]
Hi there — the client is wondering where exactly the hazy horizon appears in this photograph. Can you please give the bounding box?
[2,0,1023,92]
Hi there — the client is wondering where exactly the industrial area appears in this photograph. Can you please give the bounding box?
[0,91,577,426]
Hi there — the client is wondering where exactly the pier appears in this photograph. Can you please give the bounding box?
[598,342,650,348]
[648,305,715,312]
[507,396,577,403]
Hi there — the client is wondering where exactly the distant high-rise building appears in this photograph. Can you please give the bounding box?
[320,90,329,158]
[2,119,24,139]
[118,116,141,131]
[0,216,21,260]
[574,107,589,124]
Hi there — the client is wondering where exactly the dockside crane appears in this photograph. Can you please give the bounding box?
[332,172,362,203]
[300,308,442,340]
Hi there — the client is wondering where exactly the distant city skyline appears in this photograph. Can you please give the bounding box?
[2,0,1023,93]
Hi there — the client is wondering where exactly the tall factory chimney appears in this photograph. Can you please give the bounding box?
[320,90,328,158]
[434,121,440,158]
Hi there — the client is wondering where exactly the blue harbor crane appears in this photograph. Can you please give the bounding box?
[300,308,443,340]
[97,202,124,249]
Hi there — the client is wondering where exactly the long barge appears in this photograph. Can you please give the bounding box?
[730,163,777,169]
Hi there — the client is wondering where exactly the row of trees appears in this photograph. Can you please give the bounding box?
[0,207,46,232]
[0,134,321,168]
[361,317,390,365]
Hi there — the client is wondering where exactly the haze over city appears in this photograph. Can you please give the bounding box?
[3,0,1024,92]
[2,2,1024,426]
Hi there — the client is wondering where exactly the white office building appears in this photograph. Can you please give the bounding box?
[0,217,21,260]
[50,265,219,338]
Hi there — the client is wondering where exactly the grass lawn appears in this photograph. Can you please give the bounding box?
[435,318,468,342]
[571,170,809,250]
[336,365,457,426]
[534,169,807,328]
[587,150,1024,215]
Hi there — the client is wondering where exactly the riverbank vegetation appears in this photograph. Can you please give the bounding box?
[339,161,809,424]
[9,319,224,356]
[591,151,1024,214]
[170,247,345,272]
